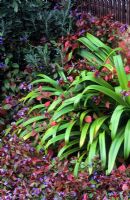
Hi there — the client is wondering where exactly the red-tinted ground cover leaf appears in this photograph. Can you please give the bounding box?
[118,164,126,172]
[0,135,129,199]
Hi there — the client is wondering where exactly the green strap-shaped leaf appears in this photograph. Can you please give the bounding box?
[89,116,108,144]
[114,55,128,90]
[86,33,112,53]
[110,105,126,140]
[74,93,83,108]
[23,127,44,140]
[103,63,113,71]
[37,131,80,153]
[20,124,43,137]
[29,104,45,114]
[74,152,86,177]
[52,105,74,121]
[99,131,106,168]
[5,127,12,136]
[57,94,82,112]
[124,119,130,159]
[58,122,70,132]
[80,110,91,129]
[65,120,76,144]
[45,134,65,149]
[107,130,124,174]
[114,55,130,105]
[59,147,80,160]
[77,49,103,66]
[84,94,95,107]
[86,139,98,174]
[37,74,63,91]
[21,116,45,127]
[78,37,99,52]
[83,85,126,106]
[48,98,62,112]
[78,37,108,62]
[115,86,122,95]
[21,91,38,102]
[41,124,59,144]
[77,73,114,90]
[58,139,79,157]
[23,86,58,102]
[104,47,122,64]
[80,123,90,147]
[56,63,67,82]
[19,127,32,138]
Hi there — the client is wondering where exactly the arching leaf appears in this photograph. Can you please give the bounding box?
[80,123,90,147]
[65,120,76,144]
[99,131,106,168]
[89,116,108,144]
[110,105,126,140]
[107,130,124,174]
[124,120,130,159]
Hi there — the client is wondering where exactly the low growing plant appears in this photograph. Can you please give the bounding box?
[0,135,130,199]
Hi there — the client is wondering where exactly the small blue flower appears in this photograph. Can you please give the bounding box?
[0,62,6,69]
[120,90,130,96]
[39,177,44,182]
[0,168,6,174]
[0,36,3,45]
[90,66,96,71]
[19,82,26,90]
[4,181,8,186]
[32,188,41,196]
[38,65,45,70]
[28,84,32,91]
[20,36,28,42]
[90,184,96,188]
[90,16,95,23]
[20,82,32,91]
[120,24,128,33]
[79,30,86,35]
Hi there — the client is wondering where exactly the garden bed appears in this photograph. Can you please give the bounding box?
[0,1,130,199]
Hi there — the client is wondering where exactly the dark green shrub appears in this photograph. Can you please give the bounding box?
[0,0,74,129]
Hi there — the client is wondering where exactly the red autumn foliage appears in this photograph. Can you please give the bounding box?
[118,164,126,172]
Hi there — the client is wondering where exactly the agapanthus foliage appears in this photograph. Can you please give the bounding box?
[7,34,130,175]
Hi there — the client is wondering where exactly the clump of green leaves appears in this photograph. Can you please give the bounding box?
[6,34,130,175]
